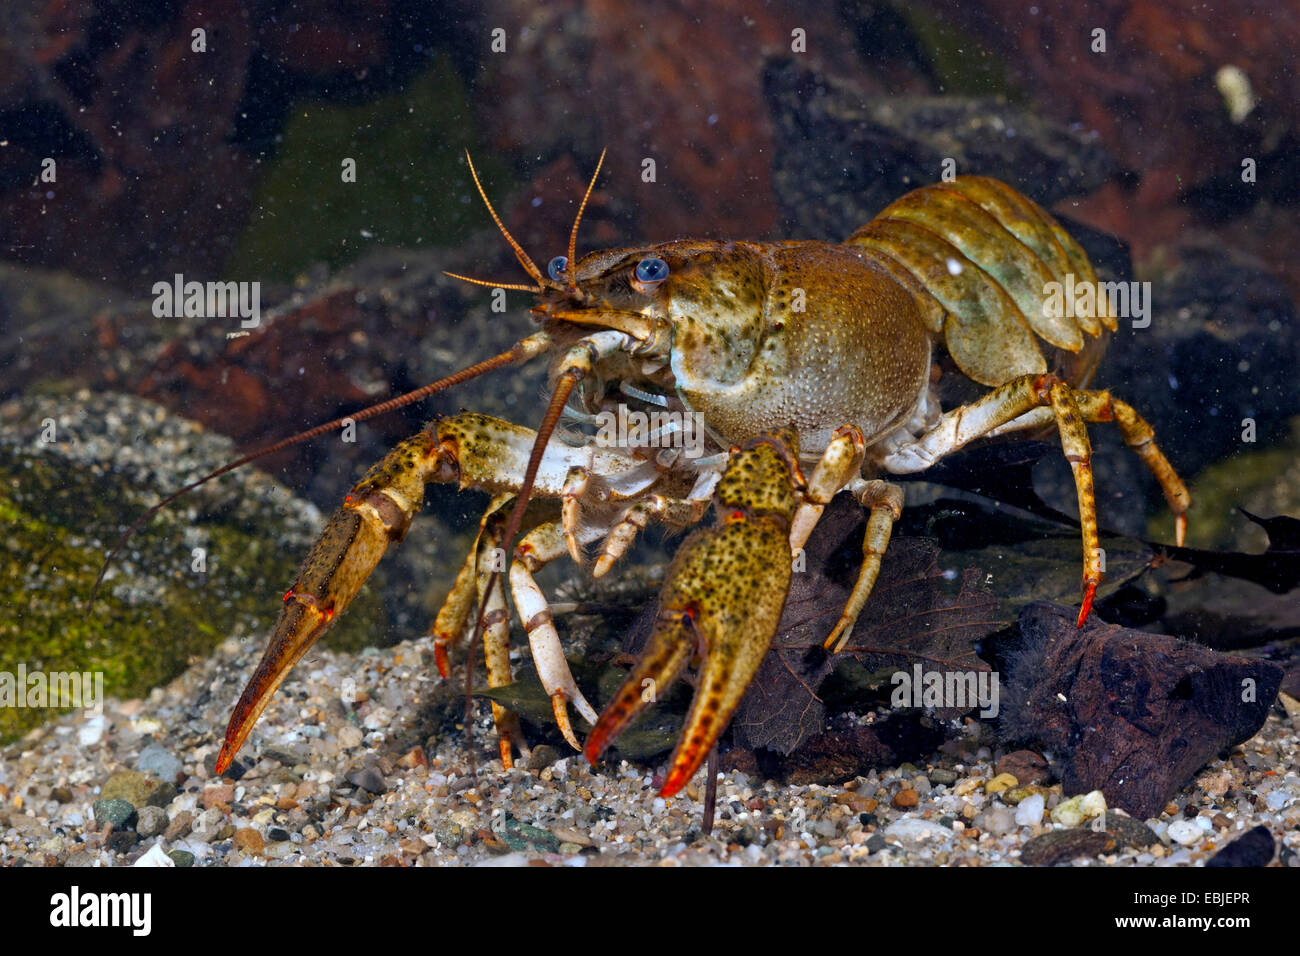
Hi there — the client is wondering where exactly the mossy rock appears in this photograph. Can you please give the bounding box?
[0,390,386,743]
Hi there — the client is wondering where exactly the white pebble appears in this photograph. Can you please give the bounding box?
[884,818,951,846]
[133,843,175,867]
[78,715,106,746]
[1015,793,1045,826]
[1167,819,1202,846]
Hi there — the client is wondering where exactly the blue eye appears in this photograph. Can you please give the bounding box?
[547,256,568,281]
[634,257,669,285]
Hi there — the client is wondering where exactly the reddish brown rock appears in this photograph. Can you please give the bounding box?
[999,603,1283,820]
[892,789,919,809]
[997,750,1050,786]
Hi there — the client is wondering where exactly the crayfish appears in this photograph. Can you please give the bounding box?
[107,153,1189,798]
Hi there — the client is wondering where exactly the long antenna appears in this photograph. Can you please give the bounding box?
[89,335,548,606]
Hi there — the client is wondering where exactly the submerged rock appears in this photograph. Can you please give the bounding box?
[998,603,1283,819]
[0,390,386,742]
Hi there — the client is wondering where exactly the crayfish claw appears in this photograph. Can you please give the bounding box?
[585,429,802,797]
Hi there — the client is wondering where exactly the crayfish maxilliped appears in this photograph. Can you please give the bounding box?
[134,155,1190,798]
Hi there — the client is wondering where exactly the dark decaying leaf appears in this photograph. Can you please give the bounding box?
[909,440,1300,598]
[615,489,1159,757]
[1153,508,1300,594]
[730,495,1002,754]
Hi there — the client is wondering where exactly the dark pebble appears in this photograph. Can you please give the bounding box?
[734,824,758,847]
[92,799,136,829]
[267,828,291,843]
[207,754,249,780]
[345,766,388,794]
[866,833,886,853]
[1102,812,1160,849]
[1206,825,1275,867]
[1021,829,1116,865]
[168,850,195,867]
[51,787,73,804]
[525,745,562,771]
[859,812,878,828]
[106,830,139,852]
[996,750,1050,786]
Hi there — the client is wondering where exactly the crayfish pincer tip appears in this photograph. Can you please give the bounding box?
[1076,581,1098,629]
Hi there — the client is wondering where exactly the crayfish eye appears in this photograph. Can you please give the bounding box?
[547,256,568,281]
[634,257,669,286]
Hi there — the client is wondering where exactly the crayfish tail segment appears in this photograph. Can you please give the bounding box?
[586,430,801,797]
[216,432,445,773]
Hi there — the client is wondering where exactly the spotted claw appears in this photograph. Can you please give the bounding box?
[584,429,801,796]
[215,434,438,774]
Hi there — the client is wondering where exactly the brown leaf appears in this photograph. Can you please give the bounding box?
[731,494,1001,754]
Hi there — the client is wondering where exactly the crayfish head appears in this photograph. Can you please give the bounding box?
[537,240,771,374]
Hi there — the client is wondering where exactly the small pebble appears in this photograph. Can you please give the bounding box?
[233,828,266,855]
[132,843,175,867]
[978,807,1017,836]
[136,743,183,783]
[135,806,168,839]
[892,788,919,809]
[1015,793,1045,826]
[884,818,950,846]
[164,810,194,841]
[1166,819,1202,846]
[985,773,1017,795]
[92,799,135,829]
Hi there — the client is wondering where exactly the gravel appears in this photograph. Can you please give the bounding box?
[1,630,1297,867]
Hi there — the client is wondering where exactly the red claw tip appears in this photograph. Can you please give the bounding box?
[1077,581,1097,628]
[582,733,605,768]
[659,771,686,799]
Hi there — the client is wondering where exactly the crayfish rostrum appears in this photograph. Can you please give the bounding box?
[137,154,1188,796]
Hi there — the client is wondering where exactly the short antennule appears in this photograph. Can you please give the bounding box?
[464,150,546,287]
[567,148,607,293]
